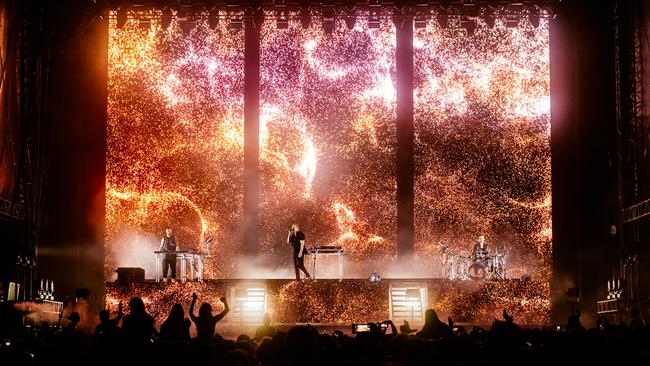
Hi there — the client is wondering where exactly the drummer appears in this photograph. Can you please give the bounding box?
[472,235,489,262]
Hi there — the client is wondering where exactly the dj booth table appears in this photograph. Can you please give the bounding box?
[310,246,345,281]
[154,251,208,283]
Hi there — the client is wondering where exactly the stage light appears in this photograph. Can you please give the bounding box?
[509,3,525,12]
[300,9,311,29]
[229,17,243,30]
[208,8,219,30]
[405,288,420,302]
[369,271,382,282]
[484,15,495,29]
[277,11,288,29]
[414,15,427,29]
[461,19,476,37]
[323,6,335,35]
[529,14,540,28]
[414,4,428,29]
[368,17,380,28]
[345,15,356,30]
[368,6,381,29]
[505,18,519,28]
[116,7,128,29]
[389,282,427,325]
[138,19,151,31]
[245,300,263,309]
[230,283,267,327]
[179,19,196,35]
[177,3,192,19]
[436,13,448,29]
[462,3,478,18]
[160,7,172,30]
[254,11,264,29]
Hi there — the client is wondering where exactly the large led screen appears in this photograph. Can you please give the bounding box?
[106,12,551,287]
[106,13,244,280]
[413,18,551,283]
[258,12,397,277]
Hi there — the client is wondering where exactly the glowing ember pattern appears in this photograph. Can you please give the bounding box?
[413,18,552,288]
[106,9,551,319]
[106,279,549,327]
[106,10,552,325]
[259,12,397,272]
[106,13,244,279]
[431,280,549,324]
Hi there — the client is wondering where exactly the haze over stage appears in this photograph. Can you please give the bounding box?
[105,6,551,325]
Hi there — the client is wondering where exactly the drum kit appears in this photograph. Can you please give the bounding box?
[438,243,507,281]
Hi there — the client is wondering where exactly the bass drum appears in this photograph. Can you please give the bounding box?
[468,262,487,281]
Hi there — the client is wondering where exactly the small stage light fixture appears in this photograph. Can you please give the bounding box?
[138,19,151,31]
[505,18,519,28]
[116,7,128,29]
[179,19,196,35]
[277,11,288,29]
[436,12,448,29]
[345,15,356,30]
[161,7,172,30]
[300,9,311,29]
[462,19,476,36]
[208,8,219,30]
[323,7,335,35]
[485,15,495,29]
[414,15,427,29]
[368,5,381,29]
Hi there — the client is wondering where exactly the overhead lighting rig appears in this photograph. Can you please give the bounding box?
[104,1,559,32]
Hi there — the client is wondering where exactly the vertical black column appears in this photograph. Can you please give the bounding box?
[396,17,415,259]
[549,1,619,323]
[549,10,581,324]
[243,14,261,256]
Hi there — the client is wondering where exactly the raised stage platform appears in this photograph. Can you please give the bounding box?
[106,278,549,334]
[106,279,550,330]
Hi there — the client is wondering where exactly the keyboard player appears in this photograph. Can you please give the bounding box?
[159,226,179,283]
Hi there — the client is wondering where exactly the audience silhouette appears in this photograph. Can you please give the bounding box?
[2,302,648,366]
[255,313,276,341]
[159,303,191,342]
[415,309,453,339]
[122,297,158,347]
[629,307,646,330]
[189,292,230,341]
[94,302,122,341]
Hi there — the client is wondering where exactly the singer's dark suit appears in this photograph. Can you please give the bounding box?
[289,230,311,280]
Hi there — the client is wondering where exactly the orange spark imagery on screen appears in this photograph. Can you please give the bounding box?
[106,11,244,279]
[106,10,551,322]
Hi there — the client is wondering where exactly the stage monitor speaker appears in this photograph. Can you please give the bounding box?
[115,268,145,284]
[75,288,90,302]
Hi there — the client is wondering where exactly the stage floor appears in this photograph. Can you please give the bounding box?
[106,278,549,335]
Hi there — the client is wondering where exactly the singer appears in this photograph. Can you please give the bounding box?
[287,224,311,280]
